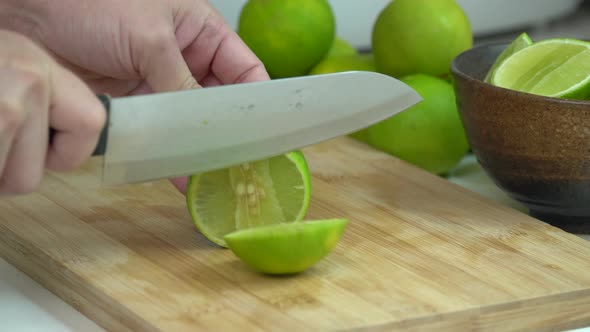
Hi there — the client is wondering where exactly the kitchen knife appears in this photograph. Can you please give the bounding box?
[54,71,421,185]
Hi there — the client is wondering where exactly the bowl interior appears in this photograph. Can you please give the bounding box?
[451,42,507,82]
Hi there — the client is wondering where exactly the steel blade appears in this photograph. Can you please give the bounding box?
[101,71,421,185]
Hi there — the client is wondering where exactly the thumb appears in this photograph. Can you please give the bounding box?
[140,32,201,93]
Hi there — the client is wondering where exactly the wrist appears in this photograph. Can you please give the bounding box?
[0,0,47,38]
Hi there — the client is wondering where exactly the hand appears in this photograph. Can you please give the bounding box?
[0,30,106,195]
[1,0,270,194]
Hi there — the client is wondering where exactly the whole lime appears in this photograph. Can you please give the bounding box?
[238,0,336,78]
[309,54,376,75]
[365,74,469,175]
[326,37,358,57]
[307,53,376,142]
[372,0,472,78]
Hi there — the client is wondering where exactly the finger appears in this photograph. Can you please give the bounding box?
[211,30,270,84]
[181,14,270,85]
[169,176,187,194]
[140,30,201,93]
[0,65,49,195]
[201,73,222,88]
[46,65,107,172]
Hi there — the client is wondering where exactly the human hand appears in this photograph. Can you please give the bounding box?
[0,30,106,195]
[0,0,270,194]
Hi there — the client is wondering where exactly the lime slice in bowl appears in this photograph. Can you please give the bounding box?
[491,38,590,99]
[484,32,533,83]
[224,218,349,275]
[186,151,311,247]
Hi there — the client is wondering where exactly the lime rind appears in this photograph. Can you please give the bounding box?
[285,151,312,223]
[491,38,590,99]
[484,32,533,83]
[224,218,349,275]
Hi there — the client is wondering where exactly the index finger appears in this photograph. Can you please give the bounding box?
[180,13,270,85]
[210,29,270,84]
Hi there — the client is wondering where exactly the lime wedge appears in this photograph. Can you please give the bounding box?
[186,151,311,247]
[224,218,349,275]
[491,38,590,99]
[484,32,533,83]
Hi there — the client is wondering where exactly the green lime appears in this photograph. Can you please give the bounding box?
[307,53,376,141]
[224,218,349,275]
[308,54,376,75]
[484,32,533,83]
[237,0,335,78]
[372,0,472,78]
[491,38,590,99]
[186,151,311,247]
[326,37,358,57]
[365,73,469,175]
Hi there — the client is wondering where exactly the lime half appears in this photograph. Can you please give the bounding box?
[186,151,311,247]
[484,32,533,83]
[224,218,349,275]
[491,38,590,99]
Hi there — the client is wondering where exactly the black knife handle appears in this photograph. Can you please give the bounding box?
[49,94,111,156]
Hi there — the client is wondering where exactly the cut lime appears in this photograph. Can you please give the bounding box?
[491,38,590,99]
[186,151,311,247]
[484,32,533,83]
[224,218,349,275]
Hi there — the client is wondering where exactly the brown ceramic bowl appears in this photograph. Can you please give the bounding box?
[450,42,590,233]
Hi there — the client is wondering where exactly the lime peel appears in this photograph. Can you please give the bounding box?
[224,218,349,275]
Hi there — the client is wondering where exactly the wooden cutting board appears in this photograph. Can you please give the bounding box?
[1,136,590,332]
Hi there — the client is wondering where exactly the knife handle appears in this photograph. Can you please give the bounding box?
[48,94,111,156]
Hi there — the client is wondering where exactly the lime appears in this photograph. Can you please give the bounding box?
[237,0,335,78]
[365,73,469,175]
[484,32,533,83]
[308,54,376,76]
[186,151,311,247]
[306,53,376,141]
[224,218,349,275]
[491,38,590,100]
[372,0,472,78]
[326,37,358,57]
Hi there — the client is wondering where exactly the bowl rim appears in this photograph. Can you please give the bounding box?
[450,41,590,107]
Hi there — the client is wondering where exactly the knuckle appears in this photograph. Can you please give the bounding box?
[141,25,174,52]
[0,99,24,136]
[0,65,48,137]
[14,66,47,97]
[200,14,226,42]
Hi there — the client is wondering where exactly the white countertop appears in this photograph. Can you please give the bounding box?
[0,154,589,332]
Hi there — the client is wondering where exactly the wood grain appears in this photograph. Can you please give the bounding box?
[1,136,590,331]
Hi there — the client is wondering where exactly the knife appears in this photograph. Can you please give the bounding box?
[52,71,421,185]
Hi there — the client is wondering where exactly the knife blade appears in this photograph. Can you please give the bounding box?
[61,71,421,185]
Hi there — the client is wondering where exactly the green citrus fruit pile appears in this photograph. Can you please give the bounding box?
[238,0,474,175]
[361,0,472,176]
